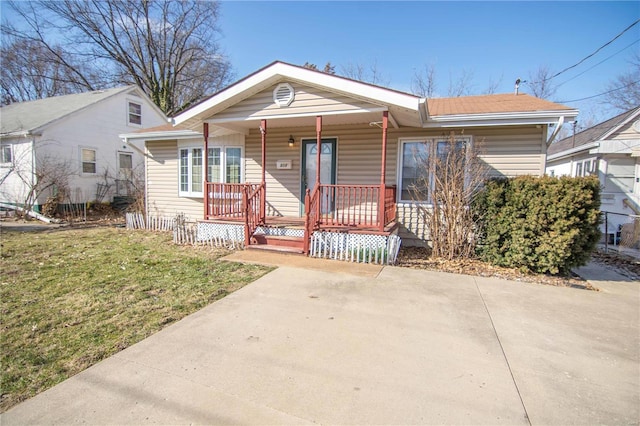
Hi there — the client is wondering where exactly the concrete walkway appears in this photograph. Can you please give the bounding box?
[2,259,638,425]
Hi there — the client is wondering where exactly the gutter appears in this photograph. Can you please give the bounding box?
[546,141,599,162]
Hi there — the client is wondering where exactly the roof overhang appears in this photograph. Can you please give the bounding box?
[547,141,600,162]
[119,129,202,142]
[424,109,579,128]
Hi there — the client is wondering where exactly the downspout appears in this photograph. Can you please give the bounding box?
[546,115,566,146]
[203,123,209,220]
[30,135,36,211]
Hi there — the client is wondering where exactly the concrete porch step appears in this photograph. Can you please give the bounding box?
[246,244,304,254]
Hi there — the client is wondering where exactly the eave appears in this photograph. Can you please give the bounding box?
[423,109,579,128]
[546,142,600,162]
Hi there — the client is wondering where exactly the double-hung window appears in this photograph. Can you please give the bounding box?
[179,147,203,196]
[1,144,12,164]
[398,137,470,203]
[179,145,243,197]
[81,148,97,174]
[128,102,142,126]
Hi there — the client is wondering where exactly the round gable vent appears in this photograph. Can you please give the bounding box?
[273,83,295,107]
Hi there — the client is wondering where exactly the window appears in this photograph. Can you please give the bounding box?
[118,152,133,179]
[128,102,142,125]
[81,148,97,174]
[1,144,12,163]
[574,158,597,177]
[398,138,469,203]
[207,146,242,184]
[179,147,202,196]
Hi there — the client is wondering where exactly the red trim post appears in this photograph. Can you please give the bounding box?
[203,122,209,220]
[315,116,322,220]
[260,119,267,222]
[379,111,388,231]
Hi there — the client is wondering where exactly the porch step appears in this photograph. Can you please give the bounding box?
[249,234,305,253]
[246,244,304,254]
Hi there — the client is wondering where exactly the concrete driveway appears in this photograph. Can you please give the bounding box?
[2,260,638,425]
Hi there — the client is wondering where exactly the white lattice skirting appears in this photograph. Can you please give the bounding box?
[196,222,245,245]
[309,232,402,265]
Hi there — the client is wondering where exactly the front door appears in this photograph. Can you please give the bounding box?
[301,138,337,214]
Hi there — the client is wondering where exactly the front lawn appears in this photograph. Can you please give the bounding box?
[0,226,271,412]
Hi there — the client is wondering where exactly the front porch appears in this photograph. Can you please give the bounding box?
[199,112,398,256]
[201,181,398,254]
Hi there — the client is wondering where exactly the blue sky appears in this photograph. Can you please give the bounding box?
[219,1,639,122]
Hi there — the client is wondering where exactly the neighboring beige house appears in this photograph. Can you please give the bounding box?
[0,86,167,212]
[122,61,578,258]
[546,106,640,247]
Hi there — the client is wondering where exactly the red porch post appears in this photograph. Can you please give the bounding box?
[379,111,388,231]
[315,115,322,220]
[203,122,209,220]
[260,119,267,222]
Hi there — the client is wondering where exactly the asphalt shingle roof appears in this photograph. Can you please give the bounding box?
[547,106,640,156]
[0,86,134,136]
[427,93,575,116]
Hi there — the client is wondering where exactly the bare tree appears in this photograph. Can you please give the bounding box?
[526,65,558,99]
[0,38,91,104]
[411,64,475,97]
[482,73,504,95]
[447,69,475,97]
[340,60,390,86]
[2,0,233,115]
[602,51,640,111]
[409,132,488,260]
[411,63,437,97]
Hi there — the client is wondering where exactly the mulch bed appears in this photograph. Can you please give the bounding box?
[396,247,599,290]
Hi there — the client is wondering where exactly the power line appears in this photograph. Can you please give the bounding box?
[527,19,640,86]
[548,18,640,81]
[557,80,639,103]
[556,38,640,89]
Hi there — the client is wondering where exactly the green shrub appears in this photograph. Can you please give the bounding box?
[473,175,601,275]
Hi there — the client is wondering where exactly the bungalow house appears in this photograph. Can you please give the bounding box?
[121,61,578,259]
[0,86,167,214]
[546,106,640,247]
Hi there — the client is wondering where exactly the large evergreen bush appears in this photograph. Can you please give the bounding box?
[473,175,601,275]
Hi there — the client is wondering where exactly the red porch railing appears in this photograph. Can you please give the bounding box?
[303,183,396,253]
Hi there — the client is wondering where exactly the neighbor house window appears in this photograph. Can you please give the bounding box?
[574,158,597,177]
[207,146,243,184]
[1,144,11,163]
[128,102,142,125]
[118,152,133,178]
[81,148,97,174]
[398,137,470,203]
[179,147,203,196]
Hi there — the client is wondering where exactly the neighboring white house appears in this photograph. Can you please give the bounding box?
[546,106,640,246]
[0,86,167,211]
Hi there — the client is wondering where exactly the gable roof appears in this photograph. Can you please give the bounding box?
[174,61,577,131]
[0,86,164,137]
[547,106,640,157]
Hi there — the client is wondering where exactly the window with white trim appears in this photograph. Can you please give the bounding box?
[81,148,97,174]
[207,146,243,183]
[179,147,203,196]
[398,137,470,203]
[128,101,142,126]
[1,144,12,164]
